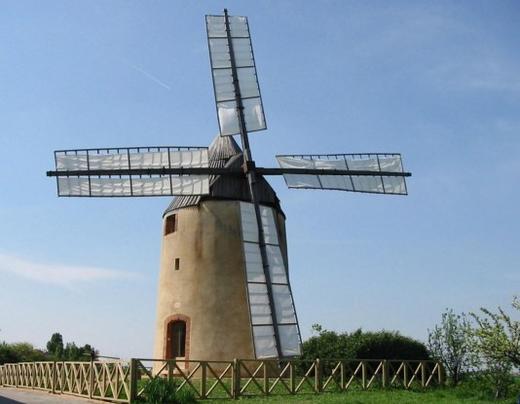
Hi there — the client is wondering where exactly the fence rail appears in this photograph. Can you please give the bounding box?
[0,358,443,402]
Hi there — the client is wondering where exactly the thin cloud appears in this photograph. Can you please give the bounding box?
[128,63,171,91]
[0,253,138,287]
[428,59,520,93]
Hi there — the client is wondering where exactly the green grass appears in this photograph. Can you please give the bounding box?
[218,384,520,403]
[138,376,520,403]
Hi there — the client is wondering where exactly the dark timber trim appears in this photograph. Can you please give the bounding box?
[46,168,412,178]
[224,8,283,359]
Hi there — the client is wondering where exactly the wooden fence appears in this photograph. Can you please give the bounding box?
[0,361,130,402]
[0,358,444,402]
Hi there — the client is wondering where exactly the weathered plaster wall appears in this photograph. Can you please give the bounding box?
[153,199,288,367]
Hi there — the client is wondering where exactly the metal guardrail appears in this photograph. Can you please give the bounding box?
[0,358,444,402]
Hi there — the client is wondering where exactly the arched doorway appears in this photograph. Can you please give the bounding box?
[166,320,186,358]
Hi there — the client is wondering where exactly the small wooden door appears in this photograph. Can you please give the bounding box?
[166,320,186,358]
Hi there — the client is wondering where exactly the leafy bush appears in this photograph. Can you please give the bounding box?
[354,330,430,360]
[301,325,430,362]
[174,388,198,404]
[300,325,355,361]
[138,378,196,404]
[454,372,519,401]
[0,342,46,365]
[0,335,95,365]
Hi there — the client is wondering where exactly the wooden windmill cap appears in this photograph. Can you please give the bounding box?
[163,135,283,217]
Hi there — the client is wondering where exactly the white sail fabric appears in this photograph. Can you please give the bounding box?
[239,203,279,245]
[206,15,250,38]
[248,283,272,325]
[56,148,208,171]
[54,147,210,197]
[278,324,301,356]
[239,202,301,358]
[206,14,267,137]
[276,154,407,195]
[252,325,278,358]
[57,175,209,197]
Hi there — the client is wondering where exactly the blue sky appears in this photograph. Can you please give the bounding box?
[0,1,519,359]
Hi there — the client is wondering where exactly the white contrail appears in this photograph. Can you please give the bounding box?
[129,63,171,90]
[0,252,138,287]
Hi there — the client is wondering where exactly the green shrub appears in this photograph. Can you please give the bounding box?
[455,372,519,401]
[138,378,196,404]
[301,326,430,362]
[300,328,355,361]
[354,330,430,360]
[174,388,197,404]
[0,342,46,364]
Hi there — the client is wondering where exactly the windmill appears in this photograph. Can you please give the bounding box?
[46,10,411,363]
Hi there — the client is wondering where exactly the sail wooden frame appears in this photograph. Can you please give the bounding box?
[276,153,408,195]
[52,146,210,197]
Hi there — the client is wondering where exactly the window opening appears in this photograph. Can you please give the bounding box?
[174,258,180,271]
[164,214,177,235]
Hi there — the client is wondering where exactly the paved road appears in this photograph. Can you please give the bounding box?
[0,388,99,403]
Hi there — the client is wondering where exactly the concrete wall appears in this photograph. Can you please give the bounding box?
[153,199,288,366]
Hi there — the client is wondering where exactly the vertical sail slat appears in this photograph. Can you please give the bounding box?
[239,202,302,358]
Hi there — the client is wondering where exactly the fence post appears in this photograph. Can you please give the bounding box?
[200,362,207,399]
[420,361,426,388]
[60,362,66,394]
[129,359,138,403]
[289,361,295,394]
[89,360,94,399]
[51,361,57,394]
[361,361,367,390]
[438,361,445,385]
[114,363,120,400]
[314,359,321,393]
[168,360,174,381]
[382,360,388,388]
[263,360,269,395]
[232,358,240,399]
[340,362,345,391]
[403,361,409,389]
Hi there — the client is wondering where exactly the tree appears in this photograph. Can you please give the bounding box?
[46,332,64,360]
[427,309,477,385]
[471,296,520,368]
[45,333,97,361]
[470,297,519,399]
[64,342,80,361]
[82,344,97,360]
[1,333,97,364]
[0,342,46,364]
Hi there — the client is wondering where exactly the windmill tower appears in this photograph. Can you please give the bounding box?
[47,10,411,364]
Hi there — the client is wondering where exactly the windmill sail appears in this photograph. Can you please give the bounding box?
[53,147,210,197]
[276,154,408,195]
[206,14,266,136]
[239,202,301,358]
